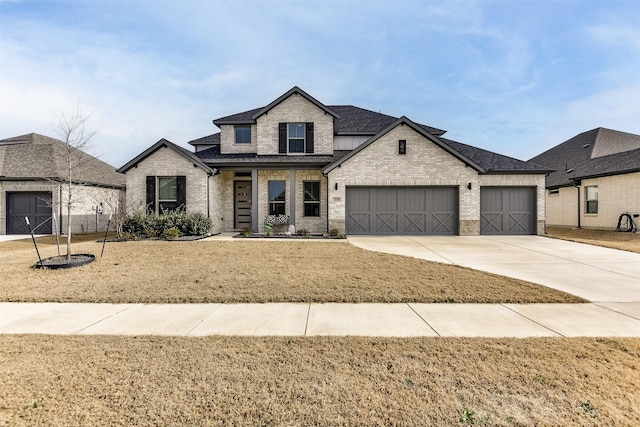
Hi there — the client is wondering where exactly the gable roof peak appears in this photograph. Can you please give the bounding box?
[117,138,213,174]
[251,86,340,121]
[323,114,485,174]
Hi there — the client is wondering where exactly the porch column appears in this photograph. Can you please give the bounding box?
[289,169,296,226]
[251,168,258,233]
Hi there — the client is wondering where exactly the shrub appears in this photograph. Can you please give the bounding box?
[163,227,180,240]
[121,211,212,239]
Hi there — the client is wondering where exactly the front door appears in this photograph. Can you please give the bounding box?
[234,181,252,230]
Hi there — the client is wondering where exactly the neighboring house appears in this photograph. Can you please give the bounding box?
[119,86,551,236]
[530,127,640,230]
[0,133,125,235]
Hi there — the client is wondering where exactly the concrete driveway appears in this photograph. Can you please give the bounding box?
[347,235,640,303]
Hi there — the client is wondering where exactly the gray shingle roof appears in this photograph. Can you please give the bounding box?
[441,138,552,173]
[0,133,125,187]
[212,108,263,126]
[330,105,446,136]
[195,147,350,167]
[188,132,220,146]
[205,86,446,142]
[529,128,640,188]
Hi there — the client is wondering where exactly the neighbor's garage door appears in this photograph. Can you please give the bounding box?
[480,187,536,235]
[6,192,52,234]
[346,187,458,235]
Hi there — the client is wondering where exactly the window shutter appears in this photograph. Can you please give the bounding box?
[146,176,156,214]
[176,176,187,212]
[306,122,314,153]
[278,123,287,153]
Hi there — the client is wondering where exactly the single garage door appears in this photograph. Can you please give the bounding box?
[480,187,536,235]
[346,187,458,235]
[6,192,52,234]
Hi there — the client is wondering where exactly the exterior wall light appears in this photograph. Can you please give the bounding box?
[467,182,472,190]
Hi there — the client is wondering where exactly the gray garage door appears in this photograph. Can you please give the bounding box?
[6,192,52,234]
[480,187,536,235]
[346,187,458,235]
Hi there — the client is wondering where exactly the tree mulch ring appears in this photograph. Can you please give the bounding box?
[34,254,96,269]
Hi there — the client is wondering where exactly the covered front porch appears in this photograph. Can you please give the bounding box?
[213,168,328,234]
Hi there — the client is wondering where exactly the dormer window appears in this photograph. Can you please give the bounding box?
[235,126,251,144]
[288,123,305,153]
[279,122,314,154]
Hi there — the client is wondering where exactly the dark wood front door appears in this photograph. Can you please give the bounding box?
[234,181,252,230]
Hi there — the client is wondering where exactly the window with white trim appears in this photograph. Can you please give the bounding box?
[288,123,305,153]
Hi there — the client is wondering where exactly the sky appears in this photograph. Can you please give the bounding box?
[1,0,639,168]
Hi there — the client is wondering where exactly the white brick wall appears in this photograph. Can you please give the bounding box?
[327,125,480,234]
[124,146,209,215]
[219,124,257,154]
[326,125,547,235]
[546,172,640,229]
[255,95,334,155]
[295,170,327,234]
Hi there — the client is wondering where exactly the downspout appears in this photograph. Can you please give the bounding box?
[324,172,329,233]
[206,171,212,218]
[574,181,581,229]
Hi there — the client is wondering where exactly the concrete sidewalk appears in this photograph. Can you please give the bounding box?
[2,302,640,337]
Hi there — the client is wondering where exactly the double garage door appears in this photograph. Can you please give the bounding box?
[6,192,52,234]
[346,187,458,235]
[345,186,536,235]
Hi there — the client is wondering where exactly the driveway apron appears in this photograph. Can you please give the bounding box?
[347,235,640,303]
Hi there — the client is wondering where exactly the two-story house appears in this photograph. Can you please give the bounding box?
[118,86,551,235]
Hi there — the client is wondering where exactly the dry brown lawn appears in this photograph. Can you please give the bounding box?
[0,234,583,303]
[546,227,640,253]
[1,335,639,426]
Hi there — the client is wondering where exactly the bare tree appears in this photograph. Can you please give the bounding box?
[51,107,97,260]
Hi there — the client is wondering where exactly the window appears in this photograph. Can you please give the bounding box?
[268,180,286,215]
[399,140,406,155]
[288,123,305,153]
[549,189,559,196]
[586,186,598,214]
[279,122,314,154]
[303,181,320,217]
[158,177,178,212]
[146,175,185,214]
[235,126,251,144]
